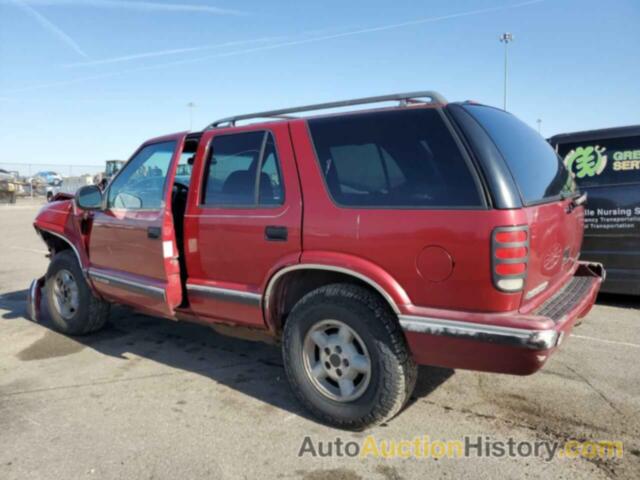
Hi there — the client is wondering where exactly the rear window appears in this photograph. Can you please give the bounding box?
[463,105,574,205]
[307,108,482,208]
[201,131,284,206]
[555,135,640,188]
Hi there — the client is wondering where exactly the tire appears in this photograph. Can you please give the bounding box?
[282,283,417,430]
[45,250,110,335]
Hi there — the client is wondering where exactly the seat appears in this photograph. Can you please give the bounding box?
[222,170,255,204]
[222,170,275,205]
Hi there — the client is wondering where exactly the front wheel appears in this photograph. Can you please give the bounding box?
[282,283,417,430]
[45,250,110,335]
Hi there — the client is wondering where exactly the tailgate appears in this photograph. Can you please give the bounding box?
[521,199,584,309]
[455,104,586,309]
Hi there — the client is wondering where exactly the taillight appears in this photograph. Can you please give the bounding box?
[492,226,529,292]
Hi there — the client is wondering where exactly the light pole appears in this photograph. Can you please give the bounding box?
[536,118,542,135]
[499,32,514,110]
[187,102,196,130]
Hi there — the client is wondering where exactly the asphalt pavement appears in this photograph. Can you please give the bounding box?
[1,202,638,479]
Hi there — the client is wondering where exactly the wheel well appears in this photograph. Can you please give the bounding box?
[268,269,398,334]
[40,230,72,256]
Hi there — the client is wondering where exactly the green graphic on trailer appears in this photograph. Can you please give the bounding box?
[564,145,607,178]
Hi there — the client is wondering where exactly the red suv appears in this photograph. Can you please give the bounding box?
[28,92,603,429]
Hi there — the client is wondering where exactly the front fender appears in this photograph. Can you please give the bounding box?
[34,199,90,270]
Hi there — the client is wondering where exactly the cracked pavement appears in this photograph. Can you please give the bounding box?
[1,203,639,479]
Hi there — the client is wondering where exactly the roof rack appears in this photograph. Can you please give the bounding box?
[206,90,447,129]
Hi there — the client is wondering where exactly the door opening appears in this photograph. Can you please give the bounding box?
[172,133,202,308]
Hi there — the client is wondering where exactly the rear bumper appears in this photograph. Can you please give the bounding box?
[401,261,604,375]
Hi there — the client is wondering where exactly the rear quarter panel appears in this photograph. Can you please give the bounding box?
[289,120,527,313]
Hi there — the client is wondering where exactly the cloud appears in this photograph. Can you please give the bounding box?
[1,0,545,95]
[64,36,286,67]
[9,0,88,58]
[3,0,246,16]
[125,0,547,69]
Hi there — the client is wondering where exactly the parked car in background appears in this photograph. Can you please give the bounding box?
[45,185,61,202]
[550,125,640,295]
[33,171,63,187]
[28,92,603,429]
[47,175,95,201]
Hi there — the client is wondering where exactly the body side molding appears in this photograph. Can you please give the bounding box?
[186,283,261,306]
[88,268,166,300]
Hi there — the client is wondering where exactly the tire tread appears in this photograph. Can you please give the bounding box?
[46,250,110,335]
[282,283,417,430]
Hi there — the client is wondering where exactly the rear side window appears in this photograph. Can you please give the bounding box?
[308,108,482,208]
[556,135,640,188]
[462,105,574,205]
[202,131,284,206]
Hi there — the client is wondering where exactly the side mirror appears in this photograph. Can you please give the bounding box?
[76,185,103,210]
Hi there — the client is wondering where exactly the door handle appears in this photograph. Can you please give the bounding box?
[265,226,288,242]
[147,226,161,239]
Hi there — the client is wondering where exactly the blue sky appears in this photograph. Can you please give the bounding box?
[0,0,638,169]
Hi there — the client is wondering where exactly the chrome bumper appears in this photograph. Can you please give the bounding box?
[400,261,605,351]
[399,316,560,350]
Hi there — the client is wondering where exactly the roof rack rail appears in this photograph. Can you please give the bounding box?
[206,90,447,129]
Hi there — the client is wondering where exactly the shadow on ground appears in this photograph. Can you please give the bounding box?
[597,292,640,309]
[0,288,453,427]
[0,289,29,320]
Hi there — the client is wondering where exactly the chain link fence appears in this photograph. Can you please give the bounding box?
[0,162,105,179]
[0,162,111,204]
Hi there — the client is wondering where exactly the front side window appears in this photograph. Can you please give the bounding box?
[202,131,284,206]
[107,141,176,210]
[308,108,482,208]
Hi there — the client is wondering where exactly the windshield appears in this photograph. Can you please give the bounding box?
[463,104,575,205]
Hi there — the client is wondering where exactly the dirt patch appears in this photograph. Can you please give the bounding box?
[375,464,404,480]
[301,469,362,480]
[17,330,84,361]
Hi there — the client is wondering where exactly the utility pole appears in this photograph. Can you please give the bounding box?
[187,102,196,130]
[499,32,514,110]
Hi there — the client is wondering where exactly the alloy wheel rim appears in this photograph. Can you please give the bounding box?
[52,269,79,320]
[302,319,372,402]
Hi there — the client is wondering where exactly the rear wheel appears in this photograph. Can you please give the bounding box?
[282,283,417,430]
[45,250,110,335]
